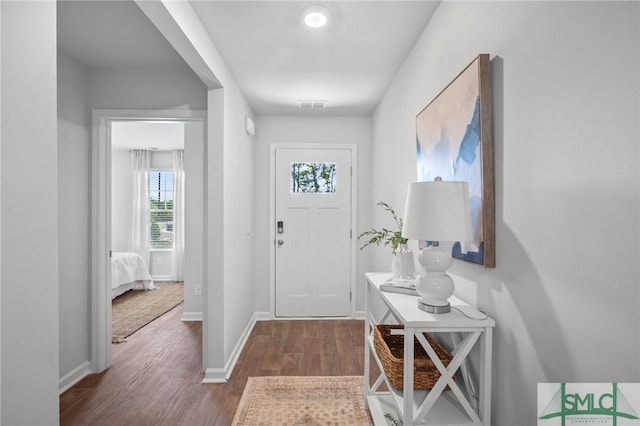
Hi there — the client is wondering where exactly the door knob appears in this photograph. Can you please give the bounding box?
[277,239,284,246]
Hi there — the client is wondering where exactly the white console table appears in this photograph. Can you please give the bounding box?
[364,272,495,426]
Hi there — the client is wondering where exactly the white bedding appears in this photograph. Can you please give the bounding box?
[111,252,155,299]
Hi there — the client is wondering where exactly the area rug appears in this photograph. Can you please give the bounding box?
[232,376,372,425]
[112,281,183,343]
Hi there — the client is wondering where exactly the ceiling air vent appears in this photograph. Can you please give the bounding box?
[298,100,327,109]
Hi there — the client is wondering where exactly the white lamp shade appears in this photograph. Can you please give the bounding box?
[402,180,473,242]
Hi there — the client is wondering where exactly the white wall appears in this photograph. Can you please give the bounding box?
[57,49,91,389]
[111,149,132,253]
[89,67,206,111]
[0,4,3,420]
[204,88,225,371]
[151,150,173,169]
[137,1,257,379]
[1,2,59,423]
[371,2,640,425]
[222,83,256,364]
[253,116,372,314]
[183,121,205,318]
[55,52,207,390]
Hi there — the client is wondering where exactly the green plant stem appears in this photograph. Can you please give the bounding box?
[357,201,408,254]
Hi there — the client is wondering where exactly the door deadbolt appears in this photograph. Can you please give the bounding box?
[277,239,284,246]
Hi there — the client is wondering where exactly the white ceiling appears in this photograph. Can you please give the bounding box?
[57,1,189,69]
[57,1,440,116]
[190,1,439,115]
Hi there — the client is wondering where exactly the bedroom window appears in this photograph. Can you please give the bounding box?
[149,170,174,250]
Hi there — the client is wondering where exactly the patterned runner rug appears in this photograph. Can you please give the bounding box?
[232,376,372,425]
[111,281,183,343]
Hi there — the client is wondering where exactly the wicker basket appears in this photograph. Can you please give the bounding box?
[373,324,452,390]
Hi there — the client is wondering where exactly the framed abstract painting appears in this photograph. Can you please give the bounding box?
[415,54,495,267]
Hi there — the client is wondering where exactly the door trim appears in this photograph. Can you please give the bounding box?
[91,109,205,373]
[269,143,357,319]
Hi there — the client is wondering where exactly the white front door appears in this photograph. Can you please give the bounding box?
[274,147,352,317]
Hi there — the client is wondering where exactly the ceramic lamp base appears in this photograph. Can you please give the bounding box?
[415,243,455,314]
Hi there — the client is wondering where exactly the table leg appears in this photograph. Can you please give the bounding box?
[404,327,414,425]
[479,327,493,425]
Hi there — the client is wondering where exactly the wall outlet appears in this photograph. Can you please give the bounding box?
[194,285,203,296]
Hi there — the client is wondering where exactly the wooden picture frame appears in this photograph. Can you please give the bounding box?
[415,54,495,267]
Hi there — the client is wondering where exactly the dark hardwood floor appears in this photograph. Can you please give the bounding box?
[60,305,368,425]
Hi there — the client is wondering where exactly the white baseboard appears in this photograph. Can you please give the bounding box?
[181,311,203,322]
[59,361,91,394]
[202,368,228,383]
[258,310,364,321]
[201,311,262,384]
[151,275,171,281]
[271,316,363,321]
[254,311,270,321]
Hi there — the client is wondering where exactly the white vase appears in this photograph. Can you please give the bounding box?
[391,244,415,279]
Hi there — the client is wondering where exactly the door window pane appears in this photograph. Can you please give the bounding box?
[290,162,336,193]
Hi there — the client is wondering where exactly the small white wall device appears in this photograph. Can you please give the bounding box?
[245,116,255,136]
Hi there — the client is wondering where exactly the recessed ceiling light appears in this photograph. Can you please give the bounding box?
[303,6,328,29]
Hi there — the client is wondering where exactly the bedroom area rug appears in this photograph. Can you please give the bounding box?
[111,281,183,343]
[231,376,372,425]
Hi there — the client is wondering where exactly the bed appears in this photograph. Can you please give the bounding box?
[111,252,155,299]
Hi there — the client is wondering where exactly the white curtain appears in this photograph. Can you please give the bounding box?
[171,150,185,281]
[129,150,151,267]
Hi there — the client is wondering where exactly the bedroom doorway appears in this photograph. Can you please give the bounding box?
[92,109,206,372]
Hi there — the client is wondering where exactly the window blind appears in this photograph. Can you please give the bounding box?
[149,170,174,249]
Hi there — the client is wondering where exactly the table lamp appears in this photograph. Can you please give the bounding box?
[401,178,473,313]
